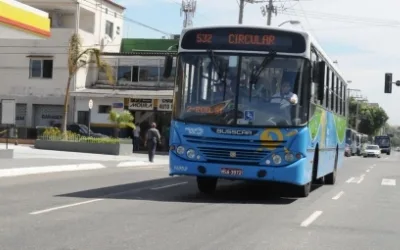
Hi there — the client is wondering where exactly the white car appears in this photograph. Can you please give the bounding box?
[363,145,381,158]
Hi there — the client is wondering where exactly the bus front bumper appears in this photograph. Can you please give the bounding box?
[169,153,310,186]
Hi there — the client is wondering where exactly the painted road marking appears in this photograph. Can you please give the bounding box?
[0,163,105,178]
[117,161,148,167]
[151,182,188,190]
[357,174,365,184]
[381,179,396,186]
[30,199,104,215]
[332,191,344,200]
[366,169,370,173]
[300,211,323,227]
[346,177,355,183]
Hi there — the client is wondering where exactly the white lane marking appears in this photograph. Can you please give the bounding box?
[381,179,396,186]
[151,181,188,190]
[300,211,323,227]
[117,161,148,167]
[357,174,365,184]
[346,177,355,183]
[30,199,104,215]
[332,191,344,200]
[0,163,105,178]
[366,169,370,173]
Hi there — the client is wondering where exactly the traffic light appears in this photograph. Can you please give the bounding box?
[385,73,392,93]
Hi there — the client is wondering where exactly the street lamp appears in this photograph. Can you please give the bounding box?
[278,20,301,27]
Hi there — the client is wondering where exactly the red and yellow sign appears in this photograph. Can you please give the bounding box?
[0,0,50,38]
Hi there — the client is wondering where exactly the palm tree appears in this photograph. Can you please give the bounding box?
[108,110,136,138]
[61,33,115,136]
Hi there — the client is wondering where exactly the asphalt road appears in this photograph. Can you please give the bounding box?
[0,152,399,250]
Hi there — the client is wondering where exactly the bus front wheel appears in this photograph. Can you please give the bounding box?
[197,177,218,194]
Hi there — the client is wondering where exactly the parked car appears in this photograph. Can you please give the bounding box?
[363,144,381,158]
[53,123,108,138]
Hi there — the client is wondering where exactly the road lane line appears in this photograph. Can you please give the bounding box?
[151,181,188,190]
[346,177,355,183]
[117,161,148,167]
[366,169,370,173]
[332,191,344,200]
[300,211,323,227]
[30,199,104,215]
[357,174,365,184]
[381,179,396,186]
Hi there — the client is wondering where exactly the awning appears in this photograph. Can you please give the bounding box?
[0,0,50,39]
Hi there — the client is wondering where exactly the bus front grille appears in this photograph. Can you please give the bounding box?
[198,147,268,165]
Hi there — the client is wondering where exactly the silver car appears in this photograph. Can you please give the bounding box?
[363,145,381,158]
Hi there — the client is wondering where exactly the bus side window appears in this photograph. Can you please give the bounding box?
[311,50,319,104]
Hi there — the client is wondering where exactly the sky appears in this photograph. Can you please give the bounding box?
[116,0,400,125]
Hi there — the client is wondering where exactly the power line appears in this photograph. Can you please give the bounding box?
[281,8,400,27]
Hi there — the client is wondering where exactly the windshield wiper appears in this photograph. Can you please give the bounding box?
[208,50,229,99]
[248,51,277,101]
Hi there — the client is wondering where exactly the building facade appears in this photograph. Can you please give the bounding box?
[0,0,125,133]
[70,38,178,137]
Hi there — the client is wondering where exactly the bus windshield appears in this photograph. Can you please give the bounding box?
[375,137,390,146]
[173,53,310,127]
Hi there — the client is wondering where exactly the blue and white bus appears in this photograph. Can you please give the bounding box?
[163,25,349,197]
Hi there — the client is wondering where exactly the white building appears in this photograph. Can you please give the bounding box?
[0,0,125,129]
[70,40,178,136]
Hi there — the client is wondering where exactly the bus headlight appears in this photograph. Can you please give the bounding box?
[285,153,294,162]
[272,154,282,164]
[186,149,196,159]
[176,146,185,155]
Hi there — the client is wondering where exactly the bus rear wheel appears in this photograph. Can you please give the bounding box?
[197,177,218,194]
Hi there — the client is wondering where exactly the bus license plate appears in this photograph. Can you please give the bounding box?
[221,168,243,176]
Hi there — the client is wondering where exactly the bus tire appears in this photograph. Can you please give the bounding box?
[197,177,217,194]
[325,149,338,185]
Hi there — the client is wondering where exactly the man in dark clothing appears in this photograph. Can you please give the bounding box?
[144,122,161,162]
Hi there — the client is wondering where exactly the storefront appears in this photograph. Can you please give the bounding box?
[33,104,63,127]
[0,103,28,127]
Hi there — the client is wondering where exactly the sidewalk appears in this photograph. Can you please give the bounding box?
[0,143,169,163]
[0,144,169,178]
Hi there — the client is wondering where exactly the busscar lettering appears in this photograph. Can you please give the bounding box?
[196,33,212,44]
[228,34,275,46]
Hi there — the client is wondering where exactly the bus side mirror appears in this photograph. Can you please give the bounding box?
[317,61,325,101]
[385,73,392,93]
[163,55,173,78]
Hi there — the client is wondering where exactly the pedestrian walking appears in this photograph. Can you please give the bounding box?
[132,123,140,152]
[144,122,161,162]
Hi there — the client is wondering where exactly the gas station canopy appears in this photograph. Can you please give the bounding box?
[0,0,50,39]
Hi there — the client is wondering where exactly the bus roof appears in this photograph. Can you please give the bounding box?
[180,25,348,86]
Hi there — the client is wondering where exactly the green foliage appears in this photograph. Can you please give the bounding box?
[108,110,135,129]
[348,98,389,135]
[40,127,119,144]
[108,109,135,138]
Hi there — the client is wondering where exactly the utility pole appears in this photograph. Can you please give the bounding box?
[260,0,277,26]
[238,0,245,24]
[181,0,196,29]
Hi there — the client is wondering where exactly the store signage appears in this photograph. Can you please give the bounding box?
[158,99,173,111]
[128,98,153,110]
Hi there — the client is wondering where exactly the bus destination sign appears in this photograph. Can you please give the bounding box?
[181,27,306,53]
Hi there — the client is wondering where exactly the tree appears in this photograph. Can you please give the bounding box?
[349,98,389,135]
[62,33,115,136]
[108,110,135,138]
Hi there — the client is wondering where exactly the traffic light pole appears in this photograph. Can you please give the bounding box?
[384,72,400,93]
